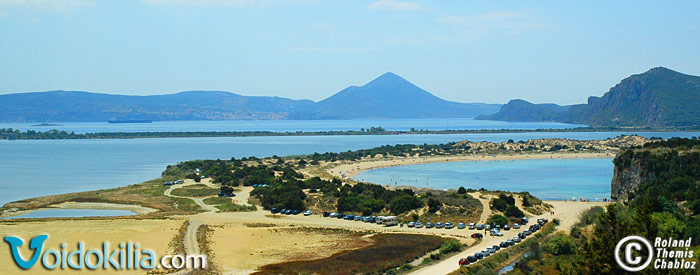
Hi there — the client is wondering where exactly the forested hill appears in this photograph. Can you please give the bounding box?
[476,67,700,127]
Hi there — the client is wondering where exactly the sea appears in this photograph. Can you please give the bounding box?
[1,118,698,208]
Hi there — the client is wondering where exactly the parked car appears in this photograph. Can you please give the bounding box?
[485,224,492,230]
[487,247,496,253]
[345,215,355,220]
[445,222,454,229]
[524,230,532,236]
[521,217,529,224]
[518,232,526,239]
[336,213,345,219]
[475,252,484,259]
[284,209,292,215]
[415,221,423,228]
[303,210,313,216]
[492,245,501,251]
[513,236,521,243]
[471,233,484,239]
[322,211,330,217]
[476,224,484,230]
[482,250,490,257]
[458,222,466,229]
[292,210,301,215]
[491,229,503,236]
[468,223,476,230]
[513,223,520,229]
[459,258,471,265]
[425,222,435,228]
[163,182,173,186]
[217,192,235,197]
[354,215,362,221]
[436,222,444,229]
[506,239,515,246]
[503,224,511,230]
[500,242,509,248]
[407,222,415,227]
[467,256,477,263]
[271,208,280,214]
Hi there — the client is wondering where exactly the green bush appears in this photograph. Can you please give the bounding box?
[543,233,577,255]
[505,205,525,218]
[486,214,508,226]
[439,239,461,254]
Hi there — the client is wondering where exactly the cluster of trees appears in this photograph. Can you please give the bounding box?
[490,193,525,218]
[305,143,463,162]
[334,182,422,215]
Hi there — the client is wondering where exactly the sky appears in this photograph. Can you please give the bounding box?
[1,0,699,105]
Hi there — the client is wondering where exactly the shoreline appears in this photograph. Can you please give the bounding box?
[327,151,615,179]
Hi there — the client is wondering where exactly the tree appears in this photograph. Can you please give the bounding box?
[457,186,467,194]
[486,214,508,226]
[427,198,441,213]
[389,195,423,214]
[505,205,525,218]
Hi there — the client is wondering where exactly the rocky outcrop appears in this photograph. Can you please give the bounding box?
[610,156,655,202]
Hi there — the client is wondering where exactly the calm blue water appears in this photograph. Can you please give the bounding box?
[1,119,698,207]
[354,158,614,200]
[1,209,136,219]
[0,118,584,134]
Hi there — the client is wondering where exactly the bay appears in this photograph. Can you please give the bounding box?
[354,158,615,200]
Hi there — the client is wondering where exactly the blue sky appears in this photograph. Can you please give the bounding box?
[1,0,699,105]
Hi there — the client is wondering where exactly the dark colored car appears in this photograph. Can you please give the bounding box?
[503,224,510,230]
[292,209,301,215]
[336,213,344,219]
[467,256,477,263]
[492,245,500,251]
[271,208,280,214]
[476,224,485,230]
[323,211,330,217]
[475,252,484,259]
[345,215,355,220]
[426,222,435,228]
[506,239,515,246]
[518,232,526,239]
[521,217,528,224]
[471,233,484,239]
[500,242,509,248]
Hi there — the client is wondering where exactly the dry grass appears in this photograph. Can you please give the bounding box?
[253,234,446,275]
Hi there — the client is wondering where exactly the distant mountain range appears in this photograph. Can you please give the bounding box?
[0,73,501,122]
[477,67,700,127]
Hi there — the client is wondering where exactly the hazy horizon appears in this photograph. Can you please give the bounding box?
[2,1,700,105]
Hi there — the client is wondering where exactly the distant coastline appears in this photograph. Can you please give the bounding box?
[1,126,698,140]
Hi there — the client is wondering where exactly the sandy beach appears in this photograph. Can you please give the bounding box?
[327,152,614,179]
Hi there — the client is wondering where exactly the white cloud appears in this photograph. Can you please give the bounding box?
[0,0,95,15]
[143,0,318,7]
[368,0,425,11]
[438,10,546,35]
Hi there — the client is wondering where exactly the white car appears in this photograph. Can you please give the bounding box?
[468,223,476,230]
[513,223,520,229]
[491,229,503,236]
[303,210,313,216]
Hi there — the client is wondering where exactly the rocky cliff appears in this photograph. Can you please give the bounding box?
[610,154,656,202]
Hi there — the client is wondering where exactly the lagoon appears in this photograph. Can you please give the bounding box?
[354,158,615,200]
[1,209,137,219]
[1,127,698,206]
